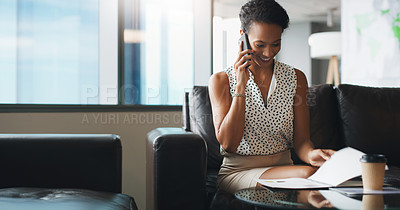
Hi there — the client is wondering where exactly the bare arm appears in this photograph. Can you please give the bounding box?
[209,73,245,152]
[209,43,253,153]
[293,69,335,166]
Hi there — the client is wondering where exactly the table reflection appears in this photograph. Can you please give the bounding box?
[362,194,384,210]
[234,187,395,209]
[235,187,330,209]
[297,190,333,208]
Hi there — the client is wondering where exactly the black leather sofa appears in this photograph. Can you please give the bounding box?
[147,84,400,210]
[0,134,138,210]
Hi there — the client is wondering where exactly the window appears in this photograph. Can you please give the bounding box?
[0,0,194,106]
[0,0,117,105]
[123,0,194,105]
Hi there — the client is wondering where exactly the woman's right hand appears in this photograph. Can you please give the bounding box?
[233,41,253,89]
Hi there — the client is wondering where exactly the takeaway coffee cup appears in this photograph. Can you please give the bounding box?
[360,154,387,191]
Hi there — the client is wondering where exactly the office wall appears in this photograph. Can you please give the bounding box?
[278,22,312,85]
[0,111,182,210]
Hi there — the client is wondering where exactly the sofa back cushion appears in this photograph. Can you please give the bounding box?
[337,84,400,166]
[308,84,344,150]
[0,134,122,193]
[188,86,223,170]
[187,85,346,167]
[291,84,344,164]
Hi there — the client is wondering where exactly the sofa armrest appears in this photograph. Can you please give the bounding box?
[0,134,122,193]
[147,127,207,210]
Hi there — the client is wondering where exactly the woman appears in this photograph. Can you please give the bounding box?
[209,0,335,194]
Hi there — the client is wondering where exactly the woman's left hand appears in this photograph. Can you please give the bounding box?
[308,149,336,167]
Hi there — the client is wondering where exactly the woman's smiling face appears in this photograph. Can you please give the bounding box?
[246,22,283,69]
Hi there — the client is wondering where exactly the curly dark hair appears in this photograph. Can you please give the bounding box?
[239,0,290,33]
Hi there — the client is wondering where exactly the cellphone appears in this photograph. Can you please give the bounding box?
[238,33,251,51]
[238,33,252,63]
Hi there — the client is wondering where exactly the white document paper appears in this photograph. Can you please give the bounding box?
[257,147,366,189]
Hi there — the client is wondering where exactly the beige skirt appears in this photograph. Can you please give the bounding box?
[217,150,293,194]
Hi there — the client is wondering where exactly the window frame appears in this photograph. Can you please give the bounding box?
[0,0,212,112]
[0,104,181,113]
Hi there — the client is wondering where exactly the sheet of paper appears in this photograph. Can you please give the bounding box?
[257,178,331,189]
[257,147,367,189]
[308,147,365,186]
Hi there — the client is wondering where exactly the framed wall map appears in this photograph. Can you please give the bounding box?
[342,0,400,87]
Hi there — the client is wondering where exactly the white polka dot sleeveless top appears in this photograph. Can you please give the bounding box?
[224,60,297,155]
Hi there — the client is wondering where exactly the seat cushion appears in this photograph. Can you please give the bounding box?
[337,84,400,167]
[0,188,137,210]
[205,169,219,209]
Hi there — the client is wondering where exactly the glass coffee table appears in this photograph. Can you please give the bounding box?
[235,186,400,209]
